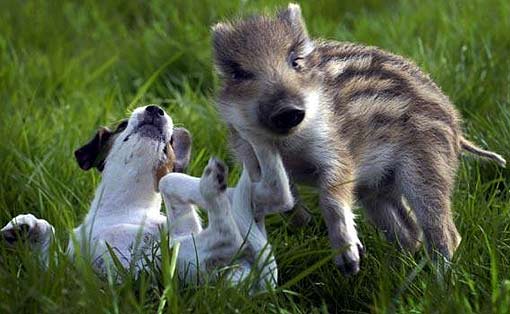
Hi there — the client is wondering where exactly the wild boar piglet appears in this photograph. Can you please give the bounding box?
[212,3,506,275]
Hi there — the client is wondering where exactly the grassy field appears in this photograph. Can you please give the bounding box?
[1,0,509,313]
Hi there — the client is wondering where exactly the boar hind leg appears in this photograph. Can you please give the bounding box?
[360,188,422,252]
[398,158,461,261]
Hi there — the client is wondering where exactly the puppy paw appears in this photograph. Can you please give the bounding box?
[335,240,364,276]
[252,181,295,219]
[200,157,228,201]
[1,214,54,247]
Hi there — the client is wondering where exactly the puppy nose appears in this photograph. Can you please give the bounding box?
[270,108,305,131]
[146,105,164,117]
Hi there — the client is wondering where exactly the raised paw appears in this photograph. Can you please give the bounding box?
[252,181,295,220]
[335,240,364,276]
[1,214,54,247]
[199,157,228,201]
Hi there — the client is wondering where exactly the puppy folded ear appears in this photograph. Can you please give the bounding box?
[74,127,113,171]
[171,127,192,173]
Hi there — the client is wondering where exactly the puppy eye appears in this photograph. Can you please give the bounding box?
[116,120,128,132]
[163,145,168,155]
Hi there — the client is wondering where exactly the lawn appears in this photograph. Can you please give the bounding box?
[1,0,509,313]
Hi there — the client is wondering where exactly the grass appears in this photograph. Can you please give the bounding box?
[1,0,509,313]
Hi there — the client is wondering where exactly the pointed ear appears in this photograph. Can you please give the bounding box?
[278,3,306,32]
[74,127,113,171]
[211,22,232,52]
[170,127,192,173]
[211,22,232,36]
[278,3,314,56]
[211,22,234,73]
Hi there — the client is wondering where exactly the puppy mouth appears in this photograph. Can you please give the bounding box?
[135,122,166,141]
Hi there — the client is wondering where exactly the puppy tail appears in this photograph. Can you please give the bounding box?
[460,137,506,168]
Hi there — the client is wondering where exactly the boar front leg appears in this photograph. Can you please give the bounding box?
[320,163,364,275]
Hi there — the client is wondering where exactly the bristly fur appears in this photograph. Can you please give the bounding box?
[212,3,506,274]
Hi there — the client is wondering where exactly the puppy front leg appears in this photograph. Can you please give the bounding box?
[230,127,261,182]
[160,171,236,236]
[1,214,55,267]
[176,158,242,282]
[249,140,294,218]
[159,173,205,235]
[236,129,308,225]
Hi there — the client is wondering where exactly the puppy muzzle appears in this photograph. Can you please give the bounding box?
[136,105,168,141]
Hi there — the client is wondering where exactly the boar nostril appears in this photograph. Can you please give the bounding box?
[271,109,305,130]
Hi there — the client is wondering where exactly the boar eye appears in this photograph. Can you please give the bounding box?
[231,69,254,81]
[226,61,254,81]
[289,51,304,71]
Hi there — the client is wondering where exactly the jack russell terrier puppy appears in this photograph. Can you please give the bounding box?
[1,105,282,290]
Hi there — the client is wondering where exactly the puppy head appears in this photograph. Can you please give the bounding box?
[74,105,192,190]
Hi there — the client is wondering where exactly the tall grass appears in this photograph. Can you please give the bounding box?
[1,0,509,313]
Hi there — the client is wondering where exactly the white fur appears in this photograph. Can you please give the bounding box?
[1,106,280,290]
[159,140,286,289]
[227,86,364,274]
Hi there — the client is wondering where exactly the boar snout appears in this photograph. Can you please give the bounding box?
[270,107,305,132]
[258,90,306,134]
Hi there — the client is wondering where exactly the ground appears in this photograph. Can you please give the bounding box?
[1,0,509,313]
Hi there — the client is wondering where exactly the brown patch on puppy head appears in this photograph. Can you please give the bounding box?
[74,120,128,172]
[153,127,193,191]
[154,143,176,191]
[170,127,192,173]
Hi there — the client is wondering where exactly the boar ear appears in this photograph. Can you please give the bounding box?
[211,22,232,35]
[170,127,192,173]
[278,3,314,55]
[74,127,113,172]
[211,22,233,52]
[278,3,306,32]
[211,22,234,73]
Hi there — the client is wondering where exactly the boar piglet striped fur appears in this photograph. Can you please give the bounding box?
[212,3,506,275]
